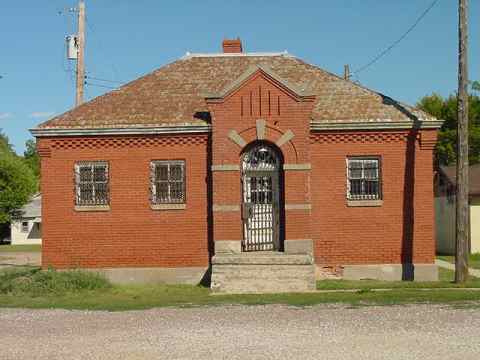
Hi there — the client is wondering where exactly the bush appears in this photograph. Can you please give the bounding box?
[0,267,111,297]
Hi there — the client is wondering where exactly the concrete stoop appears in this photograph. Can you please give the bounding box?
[211,252,316,294]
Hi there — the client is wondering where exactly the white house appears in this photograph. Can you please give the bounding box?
[10,194,42,245]
[435,165,480,255]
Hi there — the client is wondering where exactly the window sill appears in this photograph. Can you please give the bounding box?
[75,205,111,212]
[347,200,383,207]
[150,203,186,210]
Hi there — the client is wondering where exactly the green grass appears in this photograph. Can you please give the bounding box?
[437,253,480,270]
[0,267,111,297]
[316,268,480,290]
[0,244,41,252]
[0,267,480,311]
[2,286,480,311]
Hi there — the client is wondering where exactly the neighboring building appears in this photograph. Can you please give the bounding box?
[435,164,480,255]
[31,39,442,290]
[11,194,42,245]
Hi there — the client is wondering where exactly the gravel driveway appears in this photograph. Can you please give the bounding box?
[0,304,479,360]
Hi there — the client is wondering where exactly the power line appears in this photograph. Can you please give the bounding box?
[85,81,118,90]
[353,0,439,75]
[85,75,124,84]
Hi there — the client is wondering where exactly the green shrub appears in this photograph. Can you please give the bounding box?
[0,267,111,297]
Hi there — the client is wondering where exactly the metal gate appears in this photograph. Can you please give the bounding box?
[241,143,281,252]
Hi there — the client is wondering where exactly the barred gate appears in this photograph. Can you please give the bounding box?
[241,143,281,252]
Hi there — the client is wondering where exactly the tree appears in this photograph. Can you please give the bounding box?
[417,87,480,165]
[471,80,480,93]
[0,133,37,224]
[24,139,40,178]
[0,130,13,153]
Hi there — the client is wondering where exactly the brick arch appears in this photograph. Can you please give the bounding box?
[238,125,298,163]
[239,138,285,165]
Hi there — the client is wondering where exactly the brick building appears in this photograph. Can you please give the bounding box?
[32,39,442,291]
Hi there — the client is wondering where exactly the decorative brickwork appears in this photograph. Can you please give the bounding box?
[50,135,207,150]
[310,131,408,144]
[37,147,52,158]
[207,67,315,253]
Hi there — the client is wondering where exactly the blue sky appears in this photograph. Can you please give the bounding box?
[0,0,478,154]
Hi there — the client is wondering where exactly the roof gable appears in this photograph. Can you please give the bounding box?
[204,64,315,102]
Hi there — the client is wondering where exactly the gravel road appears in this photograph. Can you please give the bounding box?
[1,304,479,360]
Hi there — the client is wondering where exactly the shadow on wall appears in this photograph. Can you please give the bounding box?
[380,95,420,281]
[205,133,214,286]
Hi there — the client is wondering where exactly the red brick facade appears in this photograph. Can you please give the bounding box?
[311,129,437,266]
[37,67,438,273]
[38,134,210,269]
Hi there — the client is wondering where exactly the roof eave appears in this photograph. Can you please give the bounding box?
[310,119,444,131]
[30,124,211,137]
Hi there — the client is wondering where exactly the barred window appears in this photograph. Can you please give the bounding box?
[347,157,381,200]
[75,161,109,206]
[150,160,185,204]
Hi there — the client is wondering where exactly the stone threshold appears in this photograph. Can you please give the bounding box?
[212,253,313,265]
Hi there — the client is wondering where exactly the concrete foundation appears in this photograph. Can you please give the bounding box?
[89,267,209,285]
[285,239,313,254]
[82,262,437,286]
[342,263,438,282]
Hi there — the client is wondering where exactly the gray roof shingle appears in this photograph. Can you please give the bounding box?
[19,194,41,219]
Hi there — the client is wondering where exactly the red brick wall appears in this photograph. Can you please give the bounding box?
[38,134,210,269]
[37,122,437,269]
[310,129,437,266]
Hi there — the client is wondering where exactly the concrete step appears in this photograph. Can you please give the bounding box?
[211,252,315,294]
[212,253,313,265]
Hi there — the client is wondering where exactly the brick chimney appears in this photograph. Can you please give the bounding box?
[222,38,243,53]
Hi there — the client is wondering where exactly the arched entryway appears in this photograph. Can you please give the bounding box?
[241,142,284,252]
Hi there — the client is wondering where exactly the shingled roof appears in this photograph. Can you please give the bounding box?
[37,52,438,130]
[439,164,480,197]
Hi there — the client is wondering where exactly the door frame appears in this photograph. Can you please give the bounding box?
[240,141,285,252]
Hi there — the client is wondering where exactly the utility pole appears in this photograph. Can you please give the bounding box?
[75,0,85,106]
[455,0,469,283]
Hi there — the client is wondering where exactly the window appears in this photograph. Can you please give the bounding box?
[21,221,29,233]
[74,161,109,206]
[150,160,185,204]
[347,157,381,200]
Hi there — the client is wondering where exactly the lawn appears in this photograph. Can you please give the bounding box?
[1,267,480,311]
[437,253,480,270]
[0,244,41,252]
[317,268,480,290]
